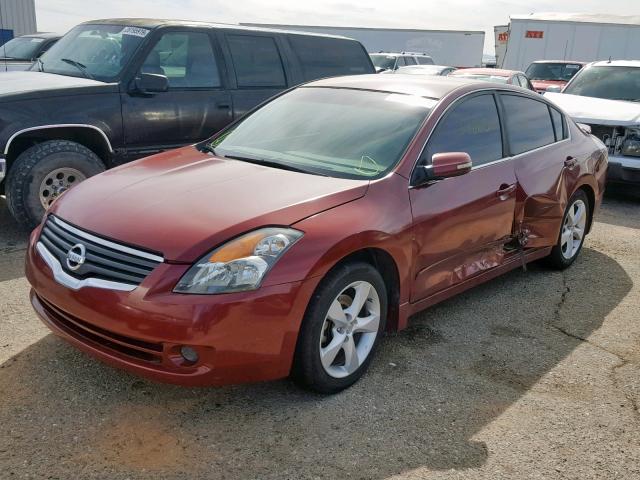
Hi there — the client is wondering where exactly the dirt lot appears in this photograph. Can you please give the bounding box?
[0,191,639,480]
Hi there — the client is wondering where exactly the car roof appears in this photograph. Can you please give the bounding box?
[371,52,432,57]
[81,18,351,40]
[587,60,640,68]
[305,74,494,99]
[452,68,519,77]
[530,60,587,65]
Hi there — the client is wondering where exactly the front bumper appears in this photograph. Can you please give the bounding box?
[25,233,320,387]
[607,155,640,185]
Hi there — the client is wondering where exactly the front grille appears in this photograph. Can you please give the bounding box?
[39,294,163,363]
[39,215,163,287]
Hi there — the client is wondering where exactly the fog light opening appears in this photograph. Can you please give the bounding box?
[180,346,199,364]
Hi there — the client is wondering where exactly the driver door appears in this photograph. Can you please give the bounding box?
[409,93,518,302]
[121,29,232,158]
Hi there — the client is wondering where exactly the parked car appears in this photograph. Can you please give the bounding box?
[450,68,535,91]
[525,60,586,93]
[0,19,375,228]
[545,60,640,186]
[370,51,434,72]
[393,65,457,76]
[26,75,607,393]
[0,33,61,72]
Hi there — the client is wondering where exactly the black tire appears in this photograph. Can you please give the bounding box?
[5,140,105,229]
[292,262,387,394]
[545,189,590,270]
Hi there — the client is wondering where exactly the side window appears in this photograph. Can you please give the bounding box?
[423,94,503,167]
[227,34,286,88]
[404,56,417,65]
[501,95,556,155]
[141,32,221,88]
[396,56,406,67]
[549,107,567,141]
[288,36,372,81]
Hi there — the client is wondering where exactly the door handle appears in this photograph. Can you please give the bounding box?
[496,183,517,198]
[216,102,231,109]
[564,156,577,168]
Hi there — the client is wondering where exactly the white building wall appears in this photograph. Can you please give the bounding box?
[0,0,37,37]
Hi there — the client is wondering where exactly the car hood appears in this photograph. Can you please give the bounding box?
[52,146,369,262]
[0,71,111,101]
[545,92,640,126]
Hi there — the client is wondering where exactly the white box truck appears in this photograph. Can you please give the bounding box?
[242,23,485,67]
[500,13,640,71]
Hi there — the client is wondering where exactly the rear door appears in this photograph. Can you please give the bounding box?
[221,32,289,119]
[121,28,232,157]
[409,92,517,302]
[500,93,577,246]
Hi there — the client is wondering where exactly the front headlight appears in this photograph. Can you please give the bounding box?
[174,228,303,294]
[622,128,640,157]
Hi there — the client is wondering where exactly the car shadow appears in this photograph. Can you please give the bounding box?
[0,247,632,479]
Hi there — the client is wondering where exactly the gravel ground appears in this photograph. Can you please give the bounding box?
[0,190,638,480]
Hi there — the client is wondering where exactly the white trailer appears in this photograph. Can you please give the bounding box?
[241,23,484,67]
[500,13,640,71]
[494,25,509,67]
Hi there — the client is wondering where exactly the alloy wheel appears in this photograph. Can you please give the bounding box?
[560,199,587,260]
[319,280,381,379]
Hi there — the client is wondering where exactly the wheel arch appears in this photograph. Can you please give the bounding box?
[5,125,112,172]
[311,246,403,332]
[575,183,596,234]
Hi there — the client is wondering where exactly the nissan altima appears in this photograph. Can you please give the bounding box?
[26,74,607,393]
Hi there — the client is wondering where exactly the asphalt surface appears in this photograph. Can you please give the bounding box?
[0,190,639,480]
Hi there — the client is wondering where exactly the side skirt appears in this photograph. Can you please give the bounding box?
[396,247,552,330]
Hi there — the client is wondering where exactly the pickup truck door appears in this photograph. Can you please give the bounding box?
[121,29,232,159]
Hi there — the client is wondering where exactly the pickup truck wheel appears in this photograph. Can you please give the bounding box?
[5,140,105,229]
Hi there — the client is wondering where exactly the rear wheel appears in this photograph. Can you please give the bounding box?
[5,140,105,229]
[546,189,590,269]
[293,262,387,394]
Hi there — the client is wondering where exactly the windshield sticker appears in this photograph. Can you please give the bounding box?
[121,26,150,38]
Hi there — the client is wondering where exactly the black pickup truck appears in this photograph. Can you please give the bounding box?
[0,19,375,227]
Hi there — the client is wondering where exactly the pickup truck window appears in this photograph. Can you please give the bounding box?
[227,35,286,88]
[36,24,147,82]
[289,36,372,80]
[142,32,221,88]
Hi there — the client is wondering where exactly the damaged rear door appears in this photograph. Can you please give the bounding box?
[409,92,518,302]
[499,93,579,247]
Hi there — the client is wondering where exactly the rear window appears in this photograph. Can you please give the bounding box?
[290,36,372,81]
[227,34,286,88]
[501,95,556,155]
[525,62,583,81]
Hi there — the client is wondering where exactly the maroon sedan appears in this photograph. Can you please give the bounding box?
[450,68,536,91]
[26,75,607,393]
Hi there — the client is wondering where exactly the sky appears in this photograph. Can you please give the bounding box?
[36,0,640,54]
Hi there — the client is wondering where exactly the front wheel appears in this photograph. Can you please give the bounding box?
[292,262,387,394]
[5,140,105,229]
[545,189,590,269]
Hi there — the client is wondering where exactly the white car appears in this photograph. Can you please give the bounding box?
[545,60,640,185]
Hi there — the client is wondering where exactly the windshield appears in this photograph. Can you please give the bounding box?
[563,66,640,101]
[451,73,508,84]
[0,37,44,60]
[525,62,582,81]
[209,87,434,180]
[34,24,149,81]
[370,54,396,70]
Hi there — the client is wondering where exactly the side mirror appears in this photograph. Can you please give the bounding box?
[133,73,169,94]
[546,85,562,93]
[431,152,472,178]
[576,123,592,135]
